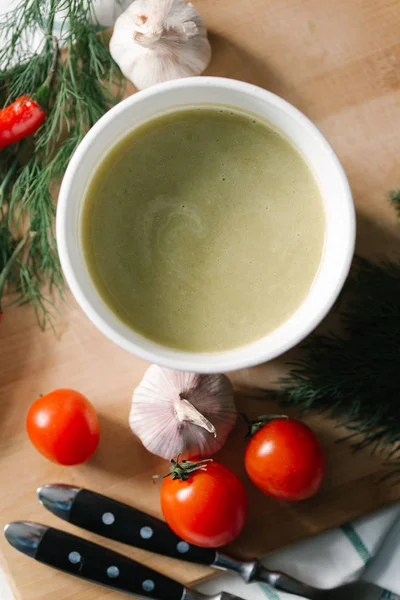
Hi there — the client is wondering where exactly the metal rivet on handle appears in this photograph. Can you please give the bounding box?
[142,579,155,592]
[107,566,120,578]
[68,551,81,564]
[102,512,115,525]
[140,526,153,539]
[177,541,190,554]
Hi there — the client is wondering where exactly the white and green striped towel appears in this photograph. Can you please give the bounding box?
[198,503,400,599]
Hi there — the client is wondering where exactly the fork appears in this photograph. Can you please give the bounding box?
[37,484,399,599]
[5,521,398,600]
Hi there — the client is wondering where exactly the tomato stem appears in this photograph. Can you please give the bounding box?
[243,413,289,439]
[153,457,213,482]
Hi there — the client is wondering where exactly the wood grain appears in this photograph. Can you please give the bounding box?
[1,0,400,598]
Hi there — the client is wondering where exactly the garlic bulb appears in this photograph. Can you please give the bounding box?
[130,365,236,459]
[109,0,212,90]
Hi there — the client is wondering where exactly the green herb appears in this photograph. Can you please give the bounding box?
[273,195,400,470]
[242,413,288,439]
[390,189,400,217]
[153,458,214,482]
[0,0,123,327]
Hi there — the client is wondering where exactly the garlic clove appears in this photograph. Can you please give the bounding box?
[129,365,237,459]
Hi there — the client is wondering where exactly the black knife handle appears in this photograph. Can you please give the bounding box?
[36,527,185,600]
[69,489,216,566]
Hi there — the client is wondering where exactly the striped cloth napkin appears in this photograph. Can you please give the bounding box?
[198,503,400,599]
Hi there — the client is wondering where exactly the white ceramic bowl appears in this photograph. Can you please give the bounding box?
[57,77,355,373]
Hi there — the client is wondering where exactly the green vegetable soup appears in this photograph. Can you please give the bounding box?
[82,107,325,352]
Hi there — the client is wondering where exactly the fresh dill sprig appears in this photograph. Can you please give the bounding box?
[273,198,400,469]
[390,189,400,217]
[0,0,123,327]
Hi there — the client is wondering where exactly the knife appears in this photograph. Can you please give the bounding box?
[35,484,325,596]
[5,521,398,600]
[4,521,243,600]
[37,485,400,600]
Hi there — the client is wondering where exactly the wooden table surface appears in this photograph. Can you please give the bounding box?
[1,0,400,598]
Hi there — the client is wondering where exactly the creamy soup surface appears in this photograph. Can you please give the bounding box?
[82,107,326,352]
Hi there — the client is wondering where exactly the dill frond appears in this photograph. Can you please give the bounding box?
[274,198,400,470]
[0,0,123,327]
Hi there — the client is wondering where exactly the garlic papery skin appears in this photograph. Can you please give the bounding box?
[109,0,212,90]
[129,365,236,459]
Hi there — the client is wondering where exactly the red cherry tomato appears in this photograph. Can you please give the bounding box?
[0,95,46,150]
[26,389,100,465]
[160,459,248,548]
[244,418,325,501]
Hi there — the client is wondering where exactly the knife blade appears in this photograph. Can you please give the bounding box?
[4,521,243,600]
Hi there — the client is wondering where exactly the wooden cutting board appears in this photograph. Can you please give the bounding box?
[1,0,400,598]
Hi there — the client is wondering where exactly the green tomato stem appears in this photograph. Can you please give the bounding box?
[153,457,214,482]
[243,413,289,439]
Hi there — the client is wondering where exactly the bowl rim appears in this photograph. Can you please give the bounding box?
[57,76,356,373]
